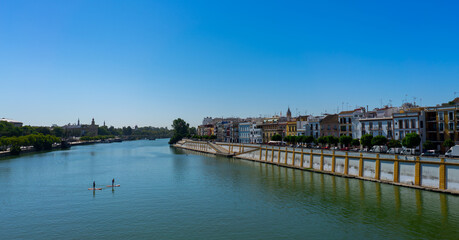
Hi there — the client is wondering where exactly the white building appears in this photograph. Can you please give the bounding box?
[296,116,309,136]
[393,111,426,144]
[359,117,394,139]
[306,116,324,139]
[0,118,23,127]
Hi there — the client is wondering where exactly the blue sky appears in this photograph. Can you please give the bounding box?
[1,0,458,128]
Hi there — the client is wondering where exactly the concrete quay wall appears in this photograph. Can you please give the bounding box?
[175,140,459,195]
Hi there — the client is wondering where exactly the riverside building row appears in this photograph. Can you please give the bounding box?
[197,98,459,152]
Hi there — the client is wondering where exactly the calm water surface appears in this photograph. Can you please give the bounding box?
[0,139,458,239]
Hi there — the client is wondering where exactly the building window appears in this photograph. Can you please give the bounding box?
[405,120,409,129]
[411,119,416,129]
[361,122,365,129]
[439,123,444,132]
[449,112,454,121]
[399,120,403,129]
[388,130,392,138]
[420,121,423,128]
[378,122,382,130]
[449,123,454,131]
[388,121,392,129]
[369,122,373,129]
[439,112,444,121]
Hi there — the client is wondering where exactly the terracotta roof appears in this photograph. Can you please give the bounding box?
[338,110,354,114]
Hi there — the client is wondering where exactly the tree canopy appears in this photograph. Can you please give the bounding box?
[360,134,373,148]
[388,139,402,148]
[402,133,421,148]
[371,136,388,146]
[443,139,455,149]
[169,118,190,144]
[351,139,360,147]
[339,135,352,147]
[422,140,435,150]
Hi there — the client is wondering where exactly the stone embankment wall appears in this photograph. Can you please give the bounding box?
[174,140,459,194]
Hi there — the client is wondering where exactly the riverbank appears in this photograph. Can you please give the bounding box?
[174,139,459,195]
[0,138,154,158]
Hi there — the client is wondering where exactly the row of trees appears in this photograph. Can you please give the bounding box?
[80,135,116,141]
[0,121,173,140]
[273,133,425,149]
[0,121,64,137]
[0,134,61,154]
[97,126,173,139]
[191,135,216,140]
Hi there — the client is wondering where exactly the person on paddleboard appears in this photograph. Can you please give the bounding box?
[93,181,95,188]
[112,178,115,186]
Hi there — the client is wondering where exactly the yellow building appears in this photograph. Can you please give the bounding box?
[286,121,297,136]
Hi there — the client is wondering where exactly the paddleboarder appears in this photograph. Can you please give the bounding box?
[93,181,95,189]
[112,178,115,186]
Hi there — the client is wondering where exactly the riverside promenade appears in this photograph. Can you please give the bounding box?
[174,139,459,195]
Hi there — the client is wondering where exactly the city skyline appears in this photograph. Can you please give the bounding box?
[1,0,458,128]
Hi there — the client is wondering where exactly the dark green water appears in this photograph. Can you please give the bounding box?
[0,139,458,239]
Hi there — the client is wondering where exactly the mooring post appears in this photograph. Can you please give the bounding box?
[331,150,336,172]
[320,149,324,171]
[310,149,313,168]
[439,158,446,190]
[394,155,399,183]
[375,154,380,180]
[300,148,304,168]
[344,152,349,175]
[415,156,421,186]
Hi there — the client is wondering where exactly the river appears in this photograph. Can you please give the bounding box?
[0,139,458,239]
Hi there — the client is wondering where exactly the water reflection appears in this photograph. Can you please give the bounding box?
[218,159,459,238]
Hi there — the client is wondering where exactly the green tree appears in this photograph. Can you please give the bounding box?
[443,139,455,149]
[388,139,402,148]
[361,134,374,148]
[189,127,197,136]
[35,127,51,135]
[422,140,435,150]
[303,136,315,145]
[371,136,388,146]
[351,139,360,147]
[98,126,110,136]
[402,133,421,149]
[169,118,190,144]
[326,136,339,146]
[51,127,64,137]
[271,134,282,141]
[283,136,291,143]
[339,135,353,147]
[122,126,133,136]
[317,136,327,146]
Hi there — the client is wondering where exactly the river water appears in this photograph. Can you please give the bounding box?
[0,139,458,239]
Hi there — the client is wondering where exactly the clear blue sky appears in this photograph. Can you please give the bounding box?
[1,0,458,128]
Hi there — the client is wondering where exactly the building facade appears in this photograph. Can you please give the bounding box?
[63,118,98,137]
[320,114,339,137]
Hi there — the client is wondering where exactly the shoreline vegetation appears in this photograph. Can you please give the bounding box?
[0,121,172,157]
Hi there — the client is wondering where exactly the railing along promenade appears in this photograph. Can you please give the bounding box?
[174,140,459,195]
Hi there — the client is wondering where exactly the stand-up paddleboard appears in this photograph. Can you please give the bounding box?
[88,188,103,190]
[106,184,120,187]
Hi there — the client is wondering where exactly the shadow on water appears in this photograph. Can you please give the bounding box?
[183,152,459,239]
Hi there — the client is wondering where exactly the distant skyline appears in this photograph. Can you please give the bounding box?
[1,0,458,128]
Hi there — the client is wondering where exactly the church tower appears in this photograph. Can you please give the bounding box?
[287,107,292,120]
[91,118,95,126]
